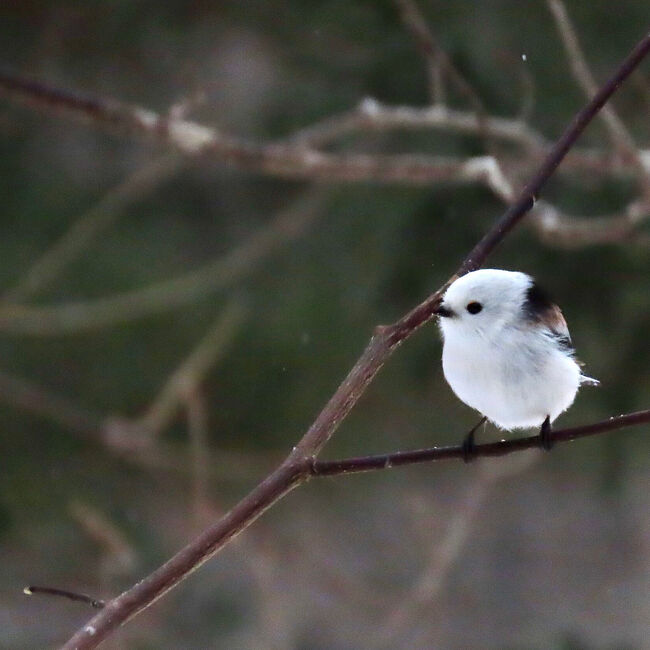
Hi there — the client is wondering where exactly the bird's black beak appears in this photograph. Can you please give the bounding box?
[435,304,454,318]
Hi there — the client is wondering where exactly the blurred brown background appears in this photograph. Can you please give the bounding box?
[0,1,649,648]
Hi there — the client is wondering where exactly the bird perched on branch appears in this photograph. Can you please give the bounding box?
[436,269,598,459]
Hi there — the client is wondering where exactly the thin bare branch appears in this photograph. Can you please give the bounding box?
[1,69,646,188]
[546,0,646,174]
[61,32,650,650]
[311,410,650,476]
[24,586,105,609]
[0,365,276,483]
[289,98,547,151]
[530,198,650,247]
[69,502,137,578]
[0,192,324,335]
[392,0,509,168]
[393,0,485,115]
[133,300,245,437]
[0,69,503,186]
[0,369,103,439]
[185,388,211,527]
[392,0,447,104]
[375,452,538,647]
[287,97,647,185]
[3,154,181,302]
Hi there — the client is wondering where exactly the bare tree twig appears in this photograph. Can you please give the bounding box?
[24,586,105,609]
[133,300,245,438]
[530,198,650,247]
[0,192,324,335]
[104,440,278,481]
[375,452,538,647]
[287,97,645,182]
[310,410,650,476]
[69,502,137,582]
[0,365,277,481]
[392,0,505,164]
[392,0,447,104]
[1,69,646,187]
[288,98,546,151]
[185,388,211,528]
[0,69,506,186]
[546,0,647,177]
[2,154,181,302]
[0,369,103,439]
[393,0,485,115]
[61,32,650,650]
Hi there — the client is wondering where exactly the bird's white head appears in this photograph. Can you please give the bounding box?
[437,269,534,341]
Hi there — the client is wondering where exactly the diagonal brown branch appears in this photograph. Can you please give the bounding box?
[60,31,650,649]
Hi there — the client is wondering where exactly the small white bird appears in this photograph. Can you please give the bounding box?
[436,269,598,456]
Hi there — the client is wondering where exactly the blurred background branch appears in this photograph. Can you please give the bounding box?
[2,154,182,303]
[0,191,326,334]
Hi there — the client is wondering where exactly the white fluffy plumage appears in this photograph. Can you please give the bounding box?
[437,269,597,430]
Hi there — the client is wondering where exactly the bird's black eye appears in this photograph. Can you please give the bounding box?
[466,301,482,314]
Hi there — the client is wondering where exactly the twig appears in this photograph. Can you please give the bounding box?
[2,154,181,302]
[0,69,507,186]
[546,0,646,177]
[393,0,502,161]
[310,410,650,476]
[0,364,277,482]
[1,69,647,184]
[185,388,211,528]
[61,32,650,650]
[289,97,650,179]
[0,369,103,439]
[0,192,324,335]
[133,300,245,437]
[375,451,538,647]
[455,32,649,275]
[68,502,137,578]
[24,585,105,609]
[287,98,646,181]
[392,0,447,104]
[530,198,650,247]
[393,0,485,115]
[289,99,546,151]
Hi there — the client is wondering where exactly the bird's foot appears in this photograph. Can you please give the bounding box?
[538,415,553,451]
[462,416,487,463]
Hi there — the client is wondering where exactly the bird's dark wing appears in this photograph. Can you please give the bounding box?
[523,279,599,385]
[523,280,573,350]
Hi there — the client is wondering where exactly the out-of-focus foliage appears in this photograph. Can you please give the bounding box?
[0,2,648,648]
